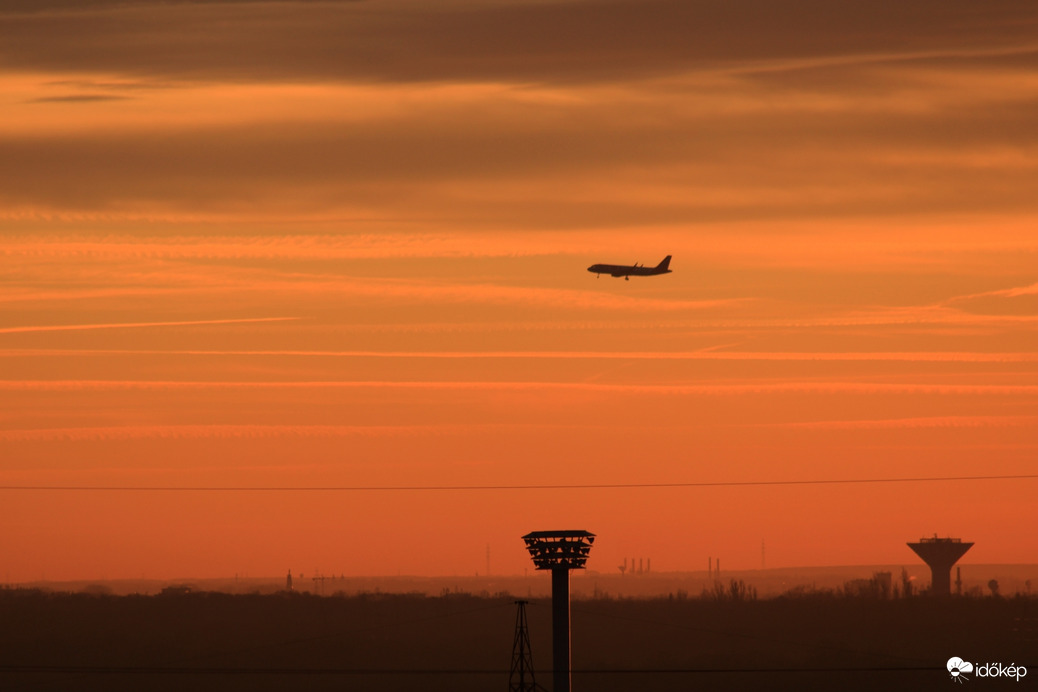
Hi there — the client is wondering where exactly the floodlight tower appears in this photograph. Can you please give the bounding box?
[907,535,973,596]
[522,530,595,692]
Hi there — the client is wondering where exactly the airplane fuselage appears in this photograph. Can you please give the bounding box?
[588,255,672,279]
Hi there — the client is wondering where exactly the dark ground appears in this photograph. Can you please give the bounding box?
[1,588,1035,691]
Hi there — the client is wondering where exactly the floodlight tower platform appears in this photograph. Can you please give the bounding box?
[907,535,973,596]
[523,530,595,692]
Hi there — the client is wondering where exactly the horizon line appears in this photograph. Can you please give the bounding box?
[8,562,1034,587]
[2,474,1036,492]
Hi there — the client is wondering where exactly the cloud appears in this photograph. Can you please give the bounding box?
[27,93,130,103]
[3,380,1036,396]
[3,3,1038,226]
[280,278,742,312]
[943,281,1038,316]
[0,236,751,312]
[3,4,1038,218]
[0,423,522,443]
[3,62,1038,225]
[2,0,1036,84]
[2,1,1037,231]
[5,349,1036,362]
[0,231,616,263]
[763,415,1038,430]
[0,317,298,334]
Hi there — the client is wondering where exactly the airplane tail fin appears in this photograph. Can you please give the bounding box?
[656,255,672,271]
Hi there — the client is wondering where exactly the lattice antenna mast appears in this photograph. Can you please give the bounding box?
[509,600,542,692]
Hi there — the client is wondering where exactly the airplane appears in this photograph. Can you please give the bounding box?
[587,255,672,280]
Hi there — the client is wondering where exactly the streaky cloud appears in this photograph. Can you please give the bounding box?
[3,0,1036,84]
[3,380,1037,395]
[760,415,1038,429]
[0,422,538,443]
[4,349,1037,363]
[945,280,1038,303]
[27,93,130,103]
[0,317,298,334]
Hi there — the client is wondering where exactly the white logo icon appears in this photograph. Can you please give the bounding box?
[948,657,974,683]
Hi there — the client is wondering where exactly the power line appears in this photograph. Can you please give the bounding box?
[0,474,1035,492]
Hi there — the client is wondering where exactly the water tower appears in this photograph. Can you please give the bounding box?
[907,535,973,596]
[522,530,595,692]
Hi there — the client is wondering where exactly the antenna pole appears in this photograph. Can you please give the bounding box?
[509,600,539,692]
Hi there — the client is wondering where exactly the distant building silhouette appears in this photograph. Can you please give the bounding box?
[312,573,328,595]
[843,571,892,598]
[286,569,293,591]
[625,557,651,575]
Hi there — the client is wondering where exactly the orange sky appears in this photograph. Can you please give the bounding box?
[2,0,1037,581]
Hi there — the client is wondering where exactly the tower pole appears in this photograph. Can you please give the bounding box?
[551,567,571,692]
